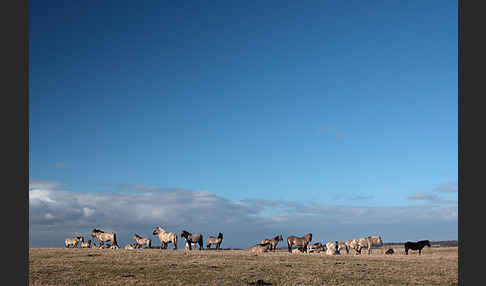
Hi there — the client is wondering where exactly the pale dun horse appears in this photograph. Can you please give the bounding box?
[90,229,119,248]
[206,233,224,250]
[153,226,178,250]
[65,236,84,248]
[350,236,383,254]
[133,234,151,248]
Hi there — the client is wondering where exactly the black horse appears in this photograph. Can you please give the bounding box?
[404,240,431,255]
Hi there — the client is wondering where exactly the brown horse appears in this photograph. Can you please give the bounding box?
[261,234,283,252]
[385,248,394,255]
[180,230,203,250]
[206,232,224,250]
[287,233,312,253]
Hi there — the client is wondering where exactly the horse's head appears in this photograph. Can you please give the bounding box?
[426,240,431,247]
[153,227,162,235]
[306,233,313,242]
[218,233,223,239]
[90,229,98,237]
[374,236,384,246]
[180,230,189,238]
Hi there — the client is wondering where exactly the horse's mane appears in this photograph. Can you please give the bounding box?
[181,230,190,236]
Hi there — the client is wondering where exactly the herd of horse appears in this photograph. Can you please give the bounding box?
[64,227,432,255]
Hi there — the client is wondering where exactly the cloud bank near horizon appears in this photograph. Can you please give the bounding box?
[29,181,457,248]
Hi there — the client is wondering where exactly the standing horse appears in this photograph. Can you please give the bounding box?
[91,229,119,248]
[261,235,283,252]
[206,232,224,250]
[133,234,151,249]
[180,230,203,250]
[287,233,312,253]
[65,236,84,248]
[349,236,383,254]
[404,240,431,255]
[152,226,178,250]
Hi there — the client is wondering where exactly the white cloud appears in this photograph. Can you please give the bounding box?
[29,181,458,248]
[83,207,95,217]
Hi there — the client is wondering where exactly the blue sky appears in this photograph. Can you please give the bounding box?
[29,1,457,247]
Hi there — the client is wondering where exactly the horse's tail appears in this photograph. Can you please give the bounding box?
[113,233,119,247]
[287,239,292,253]
[173,234,178,250]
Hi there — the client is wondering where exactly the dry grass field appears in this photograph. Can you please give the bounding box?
[29,245,457,286]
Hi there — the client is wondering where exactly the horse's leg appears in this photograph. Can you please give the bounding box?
[419,248,422,255]
[405,247,408,255]
[288,241,292,253]
[199,241,203,251]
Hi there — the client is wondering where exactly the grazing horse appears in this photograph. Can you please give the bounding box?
[206,232,224,250]
[385,248,394,255]
[287,233,312,253]
[133,234,151,249]
[65,236,84,248]
[404,240,431,255]
[90,229,119,248]
[180,230,203,250]
[350,236,383,254]
[152,226,178,250]
[261,234,283,252]
[248,243,271,254]
[81,240,91,248]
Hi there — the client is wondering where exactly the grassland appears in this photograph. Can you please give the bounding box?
[29,245,457,286]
